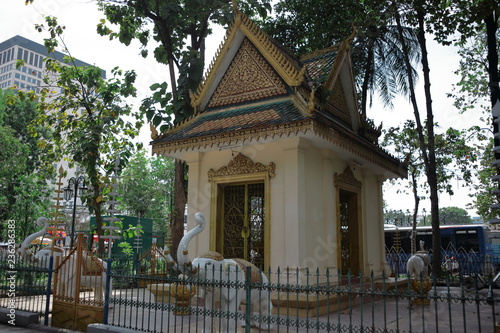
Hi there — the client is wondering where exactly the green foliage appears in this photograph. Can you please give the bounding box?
[382,120,479,207]
[438,206,472,225]
[384,208,413,227]
[0,90,52,242]
[119,149,175,234]
[97,0,271,129]
[123,223,143,240]
[261,0,364,55]
[262,0,421,115]
[27,16,144,253]
[448,27,500,115]
[426,0,499,133]
[425,0,498,46]
[117,241,134,257]
[0,89,51,177]
[467,137,498,220]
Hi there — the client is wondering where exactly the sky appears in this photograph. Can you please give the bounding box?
[1,0,488,218]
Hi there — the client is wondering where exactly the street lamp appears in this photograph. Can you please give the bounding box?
[64,175,87,248]
[422,208,427,225]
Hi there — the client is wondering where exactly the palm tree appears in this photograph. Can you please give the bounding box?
[354,22,420,119]
[263,0,421,120]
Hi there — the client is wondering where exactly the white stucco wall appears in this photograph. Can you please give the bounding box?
[180,135,390,277]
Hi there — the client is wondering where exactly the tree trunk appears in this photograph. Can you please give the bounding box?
[171,159,187,258]
[360,42,374,119]
[394,3,441,274]
[411,167,420,254]
[93,189,105,257]
[417,9,441,276]
[484,13,499,111]
[484,13,500,213]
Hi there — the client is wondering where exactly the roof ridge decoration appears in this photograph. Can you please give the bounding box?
[190,9,306,111]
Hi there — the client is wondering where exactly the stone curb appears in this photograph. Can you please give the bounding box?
[87,324,142,333]
[0,308,38,327]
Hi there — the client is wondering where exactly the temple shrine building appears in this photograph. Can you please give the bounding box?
[151,9,407,279]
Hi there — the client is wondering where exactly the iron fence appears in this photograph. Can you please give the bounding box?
[1,254,500,332]
[386,246,499,277]
[0,256,53,325]
[105,258,500,333]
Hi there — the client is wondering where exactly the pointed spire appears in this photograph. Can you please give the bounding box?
[231,0,239,12]
[344,24,357,50]
[150,122,158,140]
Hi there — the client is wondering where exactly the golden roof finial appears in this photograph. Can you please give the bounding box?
[150,122,159,140]
[345,23,357,49]
[231,0,238,12]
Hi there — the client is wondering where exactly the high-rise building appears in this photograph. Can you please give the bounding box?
[0,35,101,92]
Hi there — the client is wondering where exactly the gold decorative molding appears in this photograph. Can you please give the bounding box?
[152,117,405,178]
[208,153,275,180]
[334,166,362,191]
[327,80,351,124]
[208,39,287,108]
[307,89,316,115]
[190,10,305,109]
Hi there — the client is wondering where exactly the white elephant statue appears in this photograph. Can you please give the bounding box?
[17,217,51,262]
[407,252,431,279]
[176,212,274,332]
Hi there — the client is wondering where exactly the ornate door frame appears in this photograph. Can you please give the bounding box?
[334,166,362,276]
[208,153,274,269]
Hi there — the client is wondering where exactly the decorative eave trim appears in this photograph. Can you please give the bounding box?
[324,45,347,91]
[208,152,275,181]
[190,10,306,110]
[152,119,313,155]
[290,93,312,118]
[324,27,356,92]
[311,121,406,178]
[152,118,406,178]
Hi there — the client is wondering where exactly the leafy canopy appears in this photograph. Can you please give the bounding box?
[22,16,144,253]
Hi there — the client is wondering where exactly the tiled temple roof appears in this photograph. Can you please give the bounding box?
[150,10,405,178]
[302,48,338,84]
[159,100,305,143]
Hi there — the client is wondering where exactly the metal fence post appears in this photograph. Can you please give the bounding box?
[245,266,251,333]
[44,257,53,326]
[103,258,112,325]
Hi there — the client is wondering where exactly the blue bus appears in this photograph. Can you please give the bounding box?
[384,224,494,275]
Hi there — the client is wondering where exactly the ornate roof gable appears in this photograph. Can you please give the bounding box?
[300,31,360,130]
[190,10,306,112]
[207,38,287,108]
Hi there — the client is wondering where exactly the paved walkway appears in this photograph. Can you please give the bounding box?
[2,285,499,333]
